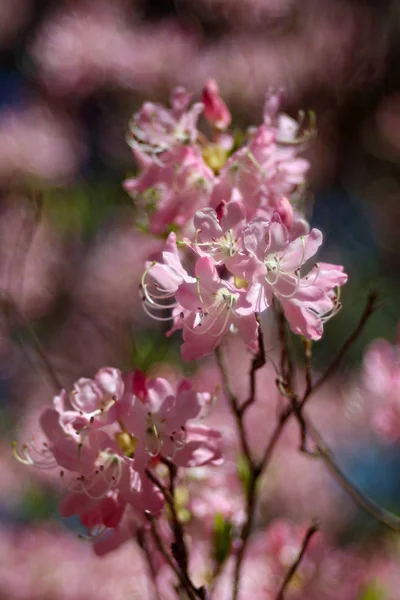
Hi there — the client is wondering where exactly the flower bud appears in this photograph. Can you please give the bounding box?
[202,79,231,130]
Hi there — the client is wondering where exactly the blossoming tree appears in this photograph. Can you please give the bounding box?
[14,81,400,600]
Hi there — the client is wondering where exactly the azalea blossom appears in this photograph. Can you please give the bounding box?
[210,123,309,220]
[127,86,203,159]
[14,368,223,543]
[188,193,246,265]
[176,257,259,361]
[234,214,347,339]
[124,146,214,234]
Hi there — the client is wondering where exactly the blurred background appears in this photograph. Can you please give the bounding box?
[1,0,400,598]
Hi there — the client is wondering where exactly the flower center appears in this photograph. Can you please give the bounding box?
[115,431,138,458]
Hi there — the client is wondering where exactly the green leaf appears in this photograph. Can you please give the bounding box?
[213,513,233,566]
[237,455,252,496]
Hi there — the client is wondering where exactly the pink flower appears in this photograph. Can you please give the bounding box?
[69,367,124,421]
[15,367,223,545]
[188,194,246,265]
[202,79,231,130]
[211,124,309,219]
[127,86,203,159]
[118,373,223,466]
[140,231,195,325]
[263,87,314,146]
[176,257,259,360]
[124,146,214,234]
[235,215,347,339]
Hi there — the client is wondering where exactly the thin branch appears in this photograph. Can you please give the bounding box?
[146,466,205,599]
[300,291,379,407]
[276,304,289,383]
[303,413,400,530]
[275,522,319,600]
[3,297,63,392]
[258,402,292,474]
[232,471,257,600]
[146,514,199,600]
[215,346,252,463]
[164,459,189,574]
[137,528,161,600]
[215,340,291,600]
[240,316,266,414]
[302,338,313,400]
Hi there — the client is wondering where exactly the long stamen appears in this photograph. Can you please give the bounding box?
[184,301,227,336]
[208,296,235,338]
[143,296,178,311]
[12,441,57,469]
[265,259,282,286]
[300,263,320,287]
[275,273,302,300]
[142,302,177,322]
[145,285,177,299]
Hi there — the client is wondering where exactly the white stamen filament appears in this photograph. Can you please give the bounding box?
[12,441,57,469]
[60,456,123,500]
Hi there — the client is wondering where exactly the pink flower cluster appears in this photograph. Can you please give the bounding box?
[124,82,310,234]
[14,367,222,553]
[133,82,347,360]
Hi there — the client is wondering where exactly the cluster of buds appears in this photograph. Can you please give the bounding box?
[134,81,347,360]
[14,368,221,553]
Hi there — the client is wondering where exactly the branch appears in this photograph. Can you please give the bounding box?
[240,317,266,414]
[163,459,189,574]
[300,290,379,408]
[215,341,294,600]
[275,522,319,600]
[302,338,313,400]
[303,412,400,530]
[146,467,205,599]
[137,528,161,600]
[146,514,200,600]
[3,297,63,392]
[215,346,252,463]
[258,402,292,474]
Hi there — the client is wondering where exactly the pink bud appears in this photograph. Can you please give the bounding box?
[275,197,294,229]
[132,370,147,402]
[215,200,226,222]
[202,79,231,130]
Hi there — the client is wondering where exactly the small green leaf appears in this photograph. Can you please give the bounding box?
[213,513,233,566]
[237,455,252,496]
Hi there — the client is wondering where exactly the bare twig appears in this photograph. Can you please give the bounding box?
[303,413,400,530]
[300,291,379,408]
[240,317,266,414]
[3,297,63,392]
[258,402,292,474]
[137,528,161,600]
[163,459,189,574]
[302,338,313,399]
[275,522,319,600]
[216,337,288,600]
[146,466,205,599]
[146,514,199,600]
[215,346,252,464]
